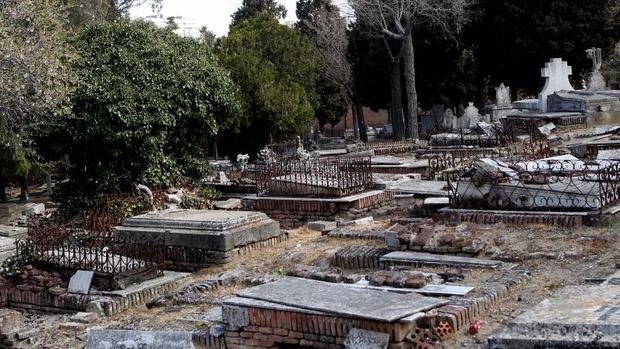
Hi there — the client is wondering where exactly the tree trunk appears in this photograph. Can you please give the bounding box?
[355,102,368,142]
[351,103,360,141]
[19,176,29,202]
[0,170,7,203]
[390,61,405,140]
[403,33,419,139]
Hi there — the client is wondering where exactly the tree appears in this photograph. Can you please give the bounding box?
[350,0,470,139]
[296,0,353,137]
[53,21,241,209]
[165,16,178,30]
[0,0,75,202]
[217,14,319,155]
[61,0,164,29]
[298,0,368,141]
[230,0,287,27]
[199,26,217,48]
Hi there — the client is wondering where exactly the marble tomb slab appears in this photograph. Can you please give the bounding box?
[235,277,445,322]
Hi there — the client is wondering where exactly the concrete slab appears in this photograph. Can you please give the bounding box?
[0,225,26,238]
[235,277,446,322]
[489,286,620,349]
[86,329,194,349]
[351,279,474,297]
[123,209,267,231]
[68,271,94,295]
[381,251,502,269]
[114,209,281,251]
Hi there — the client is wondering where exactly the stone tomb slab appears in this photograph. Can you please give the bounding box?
[235,277,445,322]
[68,270,94,295]
[489,286,620,348]
[381,251,502,269]
[86,329,194,349]
[114,209,280,251]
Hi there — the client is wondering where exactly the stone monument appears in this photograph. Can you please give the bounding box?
[586,47,606,92]
[440,108,457,130]
[538,58,574,111]
[495,83,511,107]
[461,102,480,129]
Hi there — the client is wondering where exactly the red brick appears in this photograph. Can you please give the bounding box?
[258,327,272,334]
[225,331,239,338]
[226,337,243,344]
[245,326,259,333]
[240,331,253,338]
[304,333,319,341]
[273,328,288,336]
[281,337,300,345]
[289,331,304,339]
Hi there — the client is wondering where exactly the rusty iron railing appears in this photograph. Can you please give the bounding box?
[447,159,620,212]
[18,211,164,276]
[255,158,373,198]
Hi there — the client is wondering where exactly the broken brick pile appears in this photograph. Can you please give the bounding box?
[386,222,484,255]
[0,266,89,314]
[367,270,430,289]
[0,309,37,348]
[286,265,362,284]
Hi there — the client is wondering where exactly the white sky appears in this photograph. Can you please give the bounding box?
[130,0,350,38]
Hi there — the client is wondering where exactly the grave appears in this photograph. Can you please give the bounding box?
[221,277,445,348]
[489,285,620,348]
[245,158,395,228]
[114,209,284,270]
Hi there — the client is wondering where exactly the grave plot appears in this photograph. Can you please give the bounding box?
[114,209,286,271]
[245,158,395,228]
[443,156,620,226]
[489,285,620,348]
[0,217,194,315]
[219,272,529,349]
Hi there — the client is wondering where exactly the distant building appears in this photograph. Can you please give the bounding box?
[138,14,202,38]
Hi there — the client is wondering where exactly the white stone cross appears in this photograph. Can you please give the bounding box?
[538,58,574,111]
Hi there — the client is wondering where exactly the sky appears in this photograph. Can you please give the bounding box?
[130,0,350,38]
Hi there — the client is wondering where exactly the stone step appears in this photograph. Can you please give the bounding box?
[59,322,86,332]
[69,312,98,324]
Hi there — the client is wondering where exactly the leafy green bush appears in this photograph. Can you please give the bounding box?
[52,21,241,211]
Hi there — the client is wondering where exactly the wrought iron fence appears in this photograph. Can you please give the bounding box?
[423,124,512,148]
[19,217,164,275]
[255,158,373,197]
[447,159,620,212]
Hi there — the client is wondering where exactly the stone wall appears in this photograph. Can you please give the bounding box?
[165,233,289,272]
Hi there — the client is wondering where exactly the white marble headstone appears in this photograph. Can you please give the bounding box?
[538,58,574,111]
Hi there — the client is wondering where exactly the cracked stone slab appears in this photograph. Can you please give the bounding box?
[123,209,268,231]
[86,329,194,349]
[489,286,620,349]
[381,251,502,269]
[235,277,445,322]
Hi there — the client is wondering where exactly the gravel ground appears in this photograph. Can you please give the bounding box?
[17,222,620,348]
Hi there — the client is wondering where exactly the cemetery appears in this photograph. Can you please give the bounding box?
[0,0,619,348]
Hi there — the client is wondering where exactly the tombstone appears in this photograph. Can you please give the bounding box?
[495,83,511,106]
[460,102,480,129]
[586,47,606,92]
[68,270,94,295]
[538,58,574,111]
[440,108,457,130]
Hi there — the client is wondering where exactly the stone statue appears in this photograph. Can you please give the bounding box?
[460,102,480,129]
[586,47,606,92]
[495,83,511,106]
[258,146,277,163]
[586,47,603,72]
[441,108,457,130]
